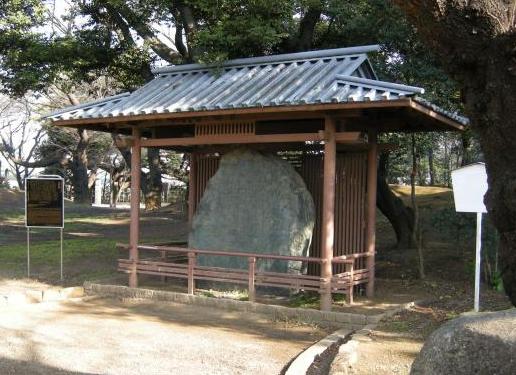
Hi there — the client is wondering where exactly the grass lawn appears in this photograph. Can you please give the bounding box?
[0,189,187,285]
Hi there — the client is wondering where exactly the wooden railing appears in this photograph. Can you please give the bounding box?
[117,243,371,304]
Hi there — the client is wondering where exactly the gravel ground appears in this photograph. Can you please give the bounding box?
[0,297,327,375]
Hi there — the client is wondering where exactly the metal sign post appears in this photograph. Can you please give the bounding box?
[27,227,30,277]
[474,212,483,312]
[451,163,488,313]
[25,175,65,281]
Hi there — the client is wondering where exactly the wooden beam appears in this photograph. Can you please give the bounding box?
[50,100,413,127]
[335,132,362,142]
[409,100,465,131]
[320,116,337,311]
[129,126,141,288]
[140,132,323,147]
[140,132,367,148]
[365,130,378,297]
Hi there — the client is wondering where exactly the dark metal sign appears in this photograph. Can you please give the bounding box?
[25,176,64,228]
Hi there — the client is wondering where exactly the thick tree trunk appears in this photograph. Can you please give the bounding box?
[71,128,91,204]
[142,147,162,211]
[392,0,516,305]
[461,130,473,166]
[376,152,415,248]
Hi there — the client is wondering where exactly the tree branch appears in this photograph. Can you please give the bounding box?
[114,3,181,63]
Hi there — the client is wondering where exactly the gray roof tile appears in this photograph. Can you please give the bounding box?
[46,45,467,126]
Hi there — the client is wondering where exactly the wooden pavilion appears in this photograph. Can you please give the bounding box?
[47,45,466,310]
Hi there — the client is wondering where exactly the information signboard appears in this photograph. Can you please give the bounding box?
[451,162,488,312]
[24,175,65,280]
[25,176,64,228]
[451,162,487,213]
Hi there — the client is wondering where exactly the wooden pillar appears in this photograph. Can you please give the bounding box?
[248,257,256,302]
[129,127,141,288]
[187,252,196,294]
[365,130,378,297]
[188,152,197,227]
[320,116,336,311]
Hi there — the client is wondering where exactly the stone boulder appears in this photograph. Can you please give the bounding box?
[411,309,516,375]
[188,148,315,273]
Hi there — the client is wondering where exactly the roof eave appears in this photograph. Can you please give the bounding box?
[48,98,465,132]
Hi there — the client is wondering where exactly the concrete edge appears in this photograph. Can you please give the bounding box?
[0,286,84,306]
[83,282,374,329]
[329,300,420,374]
[285,327,352,375]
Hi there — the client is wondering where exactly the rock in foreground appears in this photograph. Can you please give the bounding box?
[411,309,516,375]
[189,148,315,273]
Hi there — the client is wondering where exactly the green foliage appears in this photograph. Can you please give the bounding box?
[289,291,320,308]
[192,0,293,62]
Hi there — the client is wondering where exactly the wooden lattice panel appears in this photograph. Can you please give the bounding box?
[195,121,255,137]
[300,152,368,275]
[190,150,368,277]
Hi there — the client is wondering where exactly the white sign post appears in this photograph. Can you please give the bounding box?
[451,163,488,312]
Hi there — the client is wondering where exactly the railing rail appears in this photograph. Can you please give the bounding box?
[118,243,329,263]
[117,243,370,305]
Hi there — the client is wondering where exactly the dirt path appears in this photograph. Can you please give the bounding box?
[330,284,513,375]
[0,297,327,375]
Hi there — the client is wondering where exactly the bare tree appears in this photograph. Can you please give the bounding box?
[0,96,45,189]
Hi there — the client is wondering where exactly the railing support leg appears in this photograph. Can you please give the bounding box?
[160,250,167,283]
[248,257,256,302]
[346,262,354,305]
[187,252,196,295]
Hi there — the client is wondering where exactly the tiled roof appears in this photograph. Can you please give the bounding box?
[46,45,465,126]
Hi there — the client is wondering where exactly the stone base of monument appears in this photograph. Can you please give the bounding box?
[410,309,516,374]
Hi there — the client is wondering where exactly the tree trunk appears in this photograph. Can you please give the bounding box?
[142,147,162,211]
[416,154,425,185]
[392,0,516,305]
[428,148,435,185]
[411,134,425,279]
[376,152,415,248]
[71,128,91,204]
[461,130,473,166]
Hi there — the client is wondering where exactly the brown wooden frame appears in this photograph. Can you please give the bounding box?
[117,243,368,305]
[125,116,378,310]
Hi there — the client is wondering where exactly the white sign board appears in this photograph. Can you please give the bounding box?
[451,162,488,313]
[451,163,487,213]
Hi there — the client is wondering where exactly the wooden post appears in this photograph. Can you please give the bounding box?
[366,130,378,297]
[248,257,256,302]
[346,262,354,305]
[320,116,336,311]
[129,126,141,288]
[187,252,196,295]
[188,152,197,227]
[160,250,167,283]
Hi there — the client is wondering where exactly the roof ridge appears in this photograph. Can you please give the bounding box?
[152,45,380,75]
[336,75,425,94]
